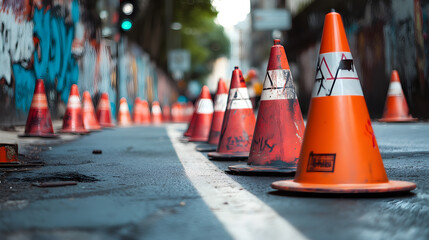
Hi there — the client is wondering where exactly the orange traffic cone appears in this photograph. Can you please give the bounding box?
[183,100,199,137]
[229,40,305,174]
[59,84,88,134]
[82,91,101,131]
[162,105,171,122]
[96,93,115,128]
[271,11,416,194]
[185,102,194,122]
[171,102,182,123]
[379,70,417,122]
[207,78,228,145]
[141,100,151,124]
[132,97,144,124]
[118,97,132,127]
[208,66,256,160]
[19,79,58,138]
[189,86,214,142]
[151,101,162,124]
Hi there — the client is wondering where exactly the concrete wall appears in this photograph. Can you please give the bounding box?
[0,0,177,126]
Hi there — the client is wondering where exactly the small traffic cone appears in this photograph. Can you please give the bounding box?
[207,78,228,145]
[82,91,101,131]
[141,100,151,124]
[132,97,144,124]
[59,84,88,134]
[185,102,194,122]
[162,105,171,122]
[19,79,58,138]
[171,102,182,123]
[379,70,417,122]
[229,40,305,174]
[118,97,132,127]
[151,101,162,124]
[96,93,115,128]
[271,11,416,194]
[183,100,199,137]
[189,86,214,142]
[208,66,256,160]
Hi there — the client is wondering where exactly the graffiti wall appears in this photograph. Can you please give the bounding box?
[0,0,177,126]
[287,0,429,118]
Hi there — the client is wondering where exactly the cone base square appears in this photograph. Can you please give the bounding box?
[271,180,416,194]
[378,117,418,123]
[18,133,59,138]
[207,152,248,161]
[228,164,296,175]
[196,145,217,152]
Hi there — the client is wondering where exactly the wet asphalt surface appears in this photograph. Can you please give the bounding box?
[0,122,428,240]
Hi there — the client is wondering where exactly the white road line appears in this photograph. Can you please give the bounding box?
[167,125,308,240]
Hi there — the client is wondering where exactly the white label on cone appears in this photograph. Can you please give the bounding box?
[214,93,228,112]
[120,103,129,112]
[67,96,81,109]
[31,94,48,109]
[312,52,363,97]
[152,105,161,114]
[227,88,253,110]
[261,69,297,101]
[387,82,403,96]
[197,98,214,114]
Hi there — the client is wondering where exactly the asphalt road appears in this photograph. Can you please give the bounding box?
[0,122,428,240]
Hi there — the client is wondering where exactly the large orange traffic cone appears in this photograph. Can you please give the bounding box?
[132,97,144,124]
[229,40,305,174]
[118,97,132,126]
[183,100,199,137]
[19,79,58,138]
[207,78,228,145]
[82,91,101,131]
[96,93,115,128]
[59,84,88,134]
[271,11,416,194]
[151,101,162,124]
[379,70,417,122]
[162,105,171,122]
[208,66,256,160]
[189,86,214,142]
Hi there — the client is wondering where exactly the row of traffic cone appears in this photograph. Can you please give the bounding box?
[19,80,175,137]
[183,10,416,195]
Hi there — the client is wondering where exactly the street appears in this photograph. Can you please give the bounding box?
[0,122,428,240]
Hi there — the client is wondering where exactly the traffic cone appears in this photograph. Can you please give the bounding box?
[0,144,19,164]
[59,84,88,134]
[151,101,162,124]
[185,102,194,122]
[208,66,256,160]
[132,97,144,124]
[229,40,305,174]
[379,70,417,122]
[183,100,199,137]
[171,102,182,123]
[162,105,171,122]
[207,78,228,145]
[96,93,115,128]
[271,11,416,194]
[19,79,58,138]
[189,86,214,142]
[141,100,151,124]
[82,91,101,131]
[118,97,132,127]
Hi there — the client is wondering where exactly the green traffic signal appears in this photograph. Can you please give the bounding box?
[121,19,133,31]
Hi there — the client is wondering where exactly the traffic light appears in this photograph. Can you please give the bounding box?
[119,0,137,32]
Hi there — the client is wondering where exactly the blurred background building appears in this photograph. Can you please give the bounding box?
[1,0,428,126]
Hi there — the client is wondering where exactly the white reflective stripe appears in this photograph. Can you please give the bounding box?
[312,52,363,97]
[98,100,110,110]
[83,102,94,111]
[31,94,48,108]
[67,96,81,109]
[387,82,403,96]
[119,103,129,112]
[214,93,228,112]
[152,105,161,114]
[197,98,214,114]
[261,69,297,101]
[227,88,253,110]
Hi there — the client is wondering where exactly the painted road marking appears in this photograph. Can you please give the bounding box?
[167,125,308,240]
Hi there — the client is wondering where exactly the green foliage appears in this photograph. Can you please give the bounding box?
[174,0,230,83]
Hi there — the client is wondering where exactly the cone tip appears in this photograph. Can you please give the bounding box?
[319,10,350,54]
[70,84,79,96]
[391,70,400,82]
[234,66,239,70]
[274,39,281,45]
[200,85,211,99]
